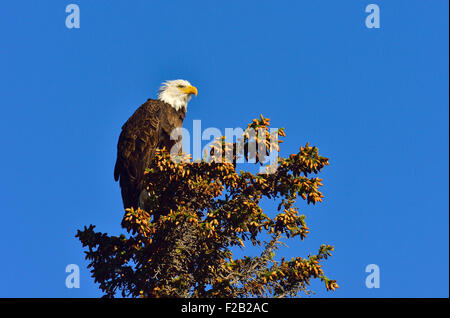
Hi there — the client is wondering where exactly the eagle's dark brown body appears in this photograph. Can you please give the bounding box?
[114,98,186,209]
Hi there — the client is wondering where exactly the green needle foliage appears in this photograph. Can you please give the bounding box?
[76,115,338,298]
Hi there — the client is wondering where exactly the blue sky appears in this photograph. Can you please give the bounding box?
[0,1,448,298]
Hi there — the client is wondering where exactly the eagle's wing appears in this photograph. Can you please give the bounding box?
[114,99,163,209]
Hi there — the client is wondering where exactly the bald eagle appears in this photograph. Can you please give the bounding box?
[114,79,198,210]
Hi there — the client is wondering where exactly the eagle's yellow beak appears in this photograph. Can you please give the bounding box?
[181,85,198,96]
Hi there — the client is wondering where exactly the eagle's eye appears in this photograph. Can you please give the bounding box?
[177,84,185,88]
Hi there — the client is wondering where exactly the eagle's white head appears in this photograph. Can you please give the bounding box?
[158,79,198,111]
